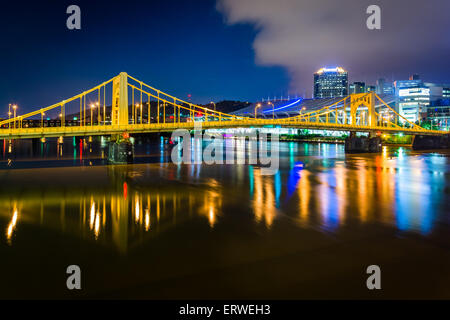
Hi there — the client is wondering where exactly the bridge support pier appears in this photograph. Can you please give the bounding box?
[412,134,450,150]
[107,134,134,164]
[345,131,382,153]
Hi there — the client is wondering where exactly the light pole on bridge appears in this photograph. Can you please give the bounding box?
[41,111,45,128]
[255,103,261,119]
[267,102,274,120]
[90,104,95,126]
[12,105,17,129]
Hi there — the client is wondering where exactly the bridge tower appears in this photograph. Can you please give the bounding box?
[109,72,133,164]
[350,92,376,127]
[346,92,381,153]
[111,72,129,126]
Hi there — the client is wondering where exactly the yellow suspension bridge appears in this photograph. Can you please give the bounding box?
[0,72,445,140]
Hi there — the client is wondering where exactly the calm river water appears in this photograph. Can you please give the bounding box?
[0,136,450,299]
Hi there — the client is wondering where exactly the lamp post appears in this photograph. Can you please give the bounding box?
[267,102,274,120]
[299,107,306,119]
[255,103,261,119]
[12,105,17,129]
[134,103,139,125]
[90,104,95,126]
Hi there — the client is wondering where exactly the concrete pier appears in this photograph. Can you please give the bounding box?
[107,134,134,164]
[345,132,382,153]
[412,134,450,150]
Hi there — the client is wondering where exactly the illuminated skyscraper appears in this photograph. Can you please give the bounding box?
[394,79,430,123]
[313,67,348,98]
[443,87,450,99]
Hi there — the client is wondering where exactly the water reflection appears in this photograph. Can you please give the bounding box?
[6,207,18,245]
[0,140,449,253]
[253,169,277,228]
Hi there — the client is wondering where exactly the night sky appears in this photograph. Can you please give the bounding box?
[1,0,450,115]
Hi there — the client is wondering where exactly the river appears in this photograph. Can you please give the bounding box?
[1,136,449,299]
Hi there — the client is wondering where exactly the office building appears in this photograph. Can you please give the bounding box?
[376,78,394,95]
[313,67,348,98]
[366,85,376,93]
[394,77,430,123]
[427,99,450,130]
[350,82,365,94]
[442,87,450,99]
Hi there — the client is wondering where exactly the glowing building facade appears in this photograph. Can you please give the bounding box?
[394,79,430,123]
[313,67,348,98]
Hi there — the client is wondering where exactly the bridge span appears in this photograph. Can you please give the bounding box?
[0,72,447,155]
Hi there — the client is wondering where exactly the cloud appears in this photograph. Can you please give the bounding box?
[217,0,450,96]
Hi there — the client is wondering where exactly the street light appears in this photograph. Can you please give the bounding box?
[299,107,306,119]
[135,103,139,124]
[12,105,17,129]
[90,104,95,126]
[255,103,261,119]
